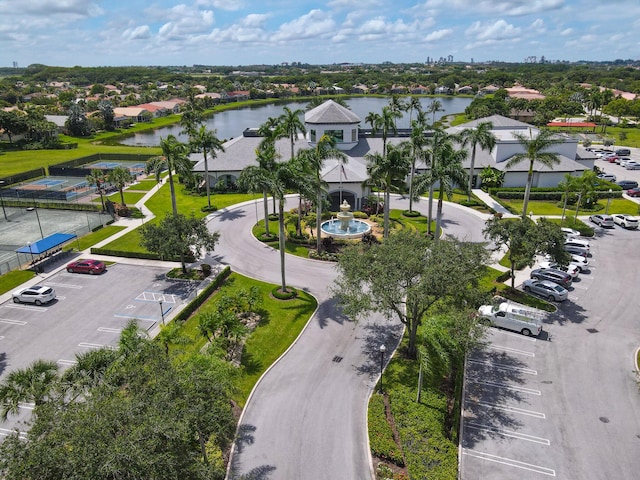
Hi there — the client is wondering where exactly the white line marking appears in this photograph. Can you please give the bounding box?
[473,401,546,419]
[45,282,82,289]
[18,402,34,410]
[571,284,589,290]
[57,359,77,366]
[472,380,541,396]
[0,318,27,325]
[465,422,550,445]
[4,304,47,312]
[113,314,156,322]
[98,327,122,333]
[462,449,556,476]
[491,328,538,341]
[468,359,537,375]
[78,342,116,350]
[489,345,535,357]
[135,292,177,303]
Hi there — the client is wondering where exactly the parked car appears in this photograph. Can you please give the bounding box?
[589,214,615,228]
[66,259,106,275]
[561,227,581,237]
[612,214,639,229]
[626,187,640,197]
[530,268,573,287]
[565,238,590,250]
[538,261,580,278]
[522,279,569,302]
[597,173,617,182]
[615,148,631,156]
[605,155,619,163]
[624,161,640,170]
[568,254,589,271]
[12,285,56,305]
[564,244,590,257]
[617,180,639,190]
[618,158,632,167]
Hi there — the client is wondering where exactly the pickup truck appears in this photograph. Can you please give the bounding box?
[478,301,544,337]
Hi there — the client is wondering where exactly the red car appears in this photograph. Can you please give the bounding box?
[66,259,106,274]
[627,187,640,197]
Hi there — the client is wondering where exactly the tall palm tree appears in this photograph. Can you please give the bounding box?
[0,359,59,420]
[369,106,401,158]
[107,166,133,207]
[558,173,578,223]
[365,143,411,238]
[278,106,306,161]
[460,121,497,202]
[179,100,203,138]
[238,142,279,238]
[151,135,194,215]
[422,127,452,235]
[190,125,225,209]
[506,128,563,218]
[297,135,347,252]
[428,141,468,240]
[426,99,444,125]
[388,95,405,129]
[86,168,107,211]
[406,96,423,124]
[407,119,428,213]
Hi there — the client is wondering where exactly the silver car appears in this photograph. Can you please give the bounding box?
[612,214,639,229]
[589,214,614,228]
[522,279,568,302]
[12,285,56,305]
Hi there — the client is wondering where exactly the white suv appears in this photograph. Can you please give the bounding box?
[612,214,639,229]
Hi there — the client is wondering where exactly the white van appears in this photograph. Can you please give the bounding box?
[478,302,544,337]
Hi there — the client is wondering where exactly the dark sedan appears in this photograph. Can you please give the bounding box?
[530,268,572,287]
[66,259,106,274]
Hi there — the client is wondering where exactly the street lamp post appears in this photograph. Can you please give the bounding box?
[159,299,165,324]
[379,344,386,394]
[606,189,613,214]
[0,180,7,221]
[27,241,34,265]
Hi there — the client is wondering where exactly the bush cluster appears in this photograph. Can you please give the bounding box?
[174,266,231,322]
[368,394,405,467]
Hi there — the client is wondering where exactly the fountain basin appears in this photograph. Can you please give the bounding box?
[320,219,371,239]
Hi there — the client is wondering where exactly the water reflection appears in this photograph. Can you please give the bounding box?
[118,96,473,147]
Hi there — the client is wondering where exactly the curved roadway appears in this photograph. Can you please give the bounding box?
[207,195,486,480]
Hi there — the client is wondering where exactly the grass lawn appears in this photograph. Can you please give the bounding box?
[168,272,317,407]
[75,225,127,251]
[127,180,160,192]
[495,197,640,216]
[97,191,146,206]
[0,270,36,295]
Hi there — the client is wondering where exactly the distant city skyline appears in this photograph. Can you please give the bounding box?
[1,0,638,68]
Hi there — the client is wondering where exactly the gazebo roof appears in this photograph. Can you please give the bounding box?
[305,100,361,125]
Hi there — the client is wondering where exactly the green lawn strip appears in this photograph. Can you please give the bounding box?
[95,191,146,206]
[495,197,639,216]
[127,180,160,192]
[74,225,127,251]
[600,126,640,148]
[170,272,317,407]
[0,270,36,295]
[382,338,458,479]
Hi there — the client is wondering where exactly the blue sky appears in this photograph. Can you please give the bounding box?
[0,0,638,67]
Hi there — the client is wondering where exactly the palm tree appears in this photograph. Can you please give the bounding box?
[0,359,59,420]
[86,168,107,211]
[297,135,347,252]
[151,135,194,215]
[190,125,225,209]
[506,128,564,218]
[408,119,428,213]
[426,99,444,125]
[369,106,401,158]
[107,166,133,206]
[406,96,423,124]
[278,106,306,161]
[365,143,411,238]
[179,100,203,138]
[238,142,279,238]
[422,127,452,235]
[558,173,578,223]
[388,95,405,129]
[428,141,468,240]
[460,121,497,203]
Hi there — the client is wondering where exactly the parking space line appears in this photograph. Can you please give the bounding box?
[489,345,535,357]
[0,427,28,439]
[474,401,546,419]
[135,291,178,303]
[462,449,556,476]
[57,359,77,366]
[113,314,157,321]
[490,329,538,342]
[0,318,27,325]
[4,304,48,312]
[468,359,537,375]
[466,422,550,445]
[78,342,117,350]
[45,282,82,289]
[571,284,589,290]
[98,327,122,334]
[472,380,541,395]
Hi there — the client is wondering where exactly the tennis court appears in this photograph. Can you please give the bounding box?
[86,160,147,173]
[3,176,91,202]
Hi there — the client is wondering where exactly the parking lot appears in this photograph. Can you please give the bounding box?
[0,263,198,434]
[461,222,640,479]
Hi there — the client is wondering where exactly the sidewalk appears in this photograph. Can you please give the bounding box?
[471,189,516,217]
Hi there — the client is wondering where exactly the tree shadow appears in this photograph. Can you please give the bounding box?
[353,320,404,380]
[228,424,277,480]
[552,299,588,325]
[461,347,532,449]
[0,352,6,376]
[212,208,247,222]
[315,297,353,329]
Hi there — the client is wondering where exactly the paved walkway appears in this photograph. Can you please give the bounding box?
[471,188,515,216]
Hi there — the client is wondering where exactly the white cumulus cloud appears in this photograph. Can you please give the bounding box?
[271,9,336,42]
[424,28,453,42]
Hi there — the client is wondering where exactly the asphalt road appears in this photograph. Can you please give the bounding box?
[209,196,486,480]
[460,224,640,479]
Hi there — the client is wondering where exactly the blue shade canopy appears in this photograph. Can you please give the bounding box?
[15,233,77,254]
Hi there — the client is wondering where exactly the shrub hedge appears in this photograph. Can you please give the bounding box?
[174,266,231,322]
[89,247,195,263]
[368,394,405,467]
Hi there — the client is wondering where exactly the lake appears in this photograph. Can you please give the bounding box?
[118,96,473,147]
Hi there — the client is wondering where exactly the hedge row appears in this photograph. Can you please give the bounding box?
[368,394,405,467]
[89,247,195,263]
[488,185,622,195]
[495,190,623,201]
[174,266,232,322]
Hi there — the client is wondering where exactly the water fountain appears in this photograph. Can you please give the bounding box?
[320,200,372,239]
